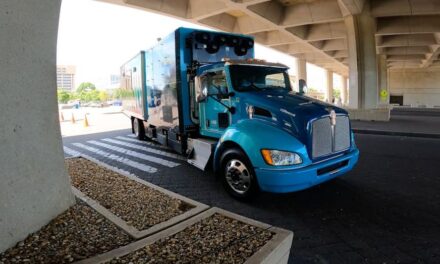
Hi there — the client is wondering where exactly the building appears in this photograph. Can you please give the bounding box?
[57,65,76,91]
[110,74,121,88]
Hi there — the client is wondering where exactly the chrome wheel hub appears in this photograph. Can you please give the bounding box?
[225,159,251,194]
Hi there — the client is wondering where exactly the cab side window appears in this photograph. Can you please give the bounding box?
[211,71,228,95]
[198,70,228,100]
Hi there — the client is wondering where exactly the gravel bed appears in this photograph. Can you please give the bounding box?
[66,157,193,230]
[108,213,274,264]
[0,200,132,264]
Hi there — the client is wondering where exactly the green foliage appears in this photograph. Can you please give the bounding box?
[99,90,109,102]
[113,88,123,99]
[307,87,318,93]
[58,85,110,104]
[70,92,80,100]
[333,89,341,99]
[76,82,96,93]
[57,89,71,104]
[79,89,100,102]
[112,88,132,99]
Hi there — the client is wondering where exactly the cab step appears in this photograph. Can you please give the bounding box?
[187,138,217,171]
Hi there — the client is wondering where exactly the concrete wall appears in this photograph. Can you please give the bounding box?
[389,69,440,107]
[0,0,74,253]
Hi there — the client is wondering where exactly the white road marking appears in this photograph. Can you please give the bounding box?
[102,138,186,161]
[117,136,170,150]
[63,146,81,157]
[63,148,142,179]
[87,140,180,168]
[127,134,136,138]
[72,143,157,173]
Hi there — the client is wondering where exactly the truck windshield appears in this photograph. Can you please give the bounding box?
[229,65,291,92]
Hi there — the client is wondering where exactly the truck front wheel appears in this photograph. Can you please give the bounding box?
[220,148,259,200]
[133,118,145,140]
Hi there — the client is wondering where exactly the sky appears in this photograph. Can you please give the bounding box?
[57,0,341,91]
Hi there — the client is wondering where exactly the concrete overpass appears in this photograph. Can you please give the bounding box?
[100,0,440,118]
[1,0,440,253]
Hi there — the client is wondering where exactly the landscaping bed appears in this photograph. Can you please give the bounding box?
[66,157,209,238]
[76,208,293,264]
[109,213,273,263]
[0,200,132,264]
[67,157,193,230]
[1,157,292,263]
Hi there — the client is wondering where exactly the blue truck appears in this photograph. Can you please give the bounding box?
[120,27,359,199]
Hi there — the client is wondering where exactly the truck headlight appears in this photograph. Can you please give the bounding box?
[261,149,302,166]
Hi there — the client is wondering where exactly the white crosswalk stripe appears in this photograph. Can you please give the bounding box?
[118,136,169,150]
[101,138,186,161]
[63,146,81,157]
[87,140,180,168]
[72,143,157,173]
[127,134,135,138]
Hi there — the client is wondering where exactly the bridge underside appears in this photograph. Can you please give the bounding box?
[100,0,440,112]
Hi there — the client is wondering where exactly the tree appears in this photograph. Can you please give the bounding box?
[333,89,341,99]
[57,89,71,104]
[98,90,109,102]
[89,90,100,102]
[79,89,100,102]
[76,82,96,93]
[307,87,318,93]
[70,92,80,100]
[113,88,132,99]
[112,88,123,99]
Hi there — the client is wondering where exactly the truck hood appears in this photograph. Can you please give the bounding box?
[238,89,348,144]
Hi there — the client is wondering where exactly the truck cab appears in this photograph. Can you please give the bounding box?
[121,28,359,200]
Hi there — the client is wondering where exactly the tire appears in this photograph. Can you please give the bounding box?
[220,148,259,200]
[133,118,145,140]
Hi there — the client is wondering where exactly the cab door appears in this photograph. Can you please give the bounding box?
[197,69,231,138]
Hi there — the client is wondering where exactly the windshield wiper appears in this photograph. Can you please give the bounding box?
[246,83,272,92]
[246,83,260,91]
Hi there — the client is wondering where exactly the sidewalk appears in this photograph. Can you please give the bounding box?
[351,114,440,138]
[60,106,131,138]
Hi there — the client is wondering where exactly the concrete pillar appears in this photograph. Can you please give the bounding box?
[377,54,389,106]
[326,70,334,103]
[341,76,348,106]
[296,58,307,84]
[0,0,74,253]
[343,2,390,120]
[344,2,379,109]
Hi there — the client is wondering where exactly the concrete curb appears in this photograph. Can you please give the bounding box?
[353,129,440,139]
[67,155,209,240]
[74,207,293,264]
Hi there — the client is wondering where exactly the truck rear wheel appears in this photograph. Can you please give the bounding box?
[133,118,144,140]
[220,148,259,200]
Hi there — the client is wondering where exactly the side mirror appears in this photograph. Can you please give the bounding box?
[195,76,206,102]
[197,89,207,102]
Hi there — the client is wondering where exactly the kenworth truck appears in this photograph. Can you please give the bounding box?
[120,27,359,199]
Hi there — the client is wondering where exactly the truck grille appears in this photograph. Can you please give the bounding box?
[311,115,350,159]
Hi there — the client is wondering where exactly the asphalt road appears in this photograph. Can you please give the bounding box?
[351,114,440,137]
[63,130,440,263]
